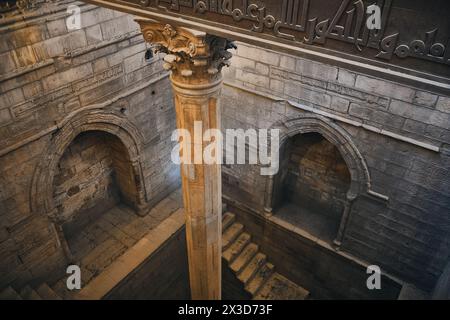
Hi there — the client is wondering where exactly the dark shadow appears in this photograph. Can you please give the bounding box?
[273,132,351,243]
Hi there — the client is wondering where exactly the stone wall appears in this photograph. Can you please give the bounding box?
[53,131,139,239]
[54,132,117,223]
[0,1,179,288]
[227,202,403,299]
[105,227,190,300]
[221,42,450,292]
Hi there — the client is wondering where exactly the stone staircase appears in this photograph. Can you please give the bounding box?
[222,212,310,300]
[2,210,310,300]
[0,282,64,300]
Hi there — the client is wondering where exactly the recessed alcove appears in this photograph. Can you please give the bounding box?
[52,131,144,278]
[272,132,351,243]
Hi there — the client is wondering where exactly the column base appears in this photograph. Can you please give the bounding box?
[333,239,342,250]
[264,207,273,218]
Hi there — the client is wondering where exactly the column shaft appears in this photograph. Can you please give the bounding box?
[136,20,235,300]
[173,78,222,299]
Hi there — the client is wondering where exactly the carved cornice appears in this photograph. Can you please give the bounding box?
[136,19,236,83]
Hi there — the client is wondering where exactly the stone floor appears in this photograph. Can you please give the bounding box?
[274,202,341,244]
[0,189,186,300]
[64,188,183,286]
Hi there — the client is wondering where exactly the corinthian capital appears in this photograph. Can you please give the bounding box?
[136,19,236,83]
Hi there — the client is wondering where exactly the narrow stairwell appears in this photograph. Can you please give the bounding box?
[222,212,310,300]
[0,282,63,300]
[2,209,309,300]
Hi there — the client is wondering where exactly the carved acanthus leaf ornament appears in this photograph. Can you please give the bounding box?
[136,19,236,83]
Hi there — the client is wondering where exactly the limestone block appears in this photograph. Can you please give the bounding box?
[80,7,116,29]
[232,56,255,70]
[107,42,146,66]
[255,63,269,76]
[436,96,450,113]
[269,79,284,94]
[0,25,48,54]
[296,58,338,82]
[0,108,12,126]
[237,44,280,66]
[124,52,146,74]
[413,91,438,108]
[0,51,18,75]
[285,82,331,108]
[42,63,92,91]
[100,15,138,40]
[337,69,356,87]
[22,81,43,100]
[279,55,296,70]
[85,24,103,45]
[355,75,415,102]
[331,96,350,113]
[43,30,87,58]
[46,18,68,38]
[390,99,450,128]
[425,125,450,143]
[0,88,25,107]
[236,69,270,88]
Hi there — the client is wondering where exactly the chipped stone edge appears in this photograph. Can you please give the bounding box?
[75,208,185,300]
[0,59,55,83]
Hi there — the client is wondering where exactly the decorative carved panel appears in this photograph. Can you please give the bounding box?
[83,0,450,91]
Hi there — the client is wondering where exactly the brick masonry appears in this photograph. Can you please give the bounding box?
[221,42,450,292]
[0,2,179,288]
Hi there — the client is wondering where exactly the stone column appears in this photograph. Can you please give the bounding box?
[263,174,275,217]
[137,20,235,300]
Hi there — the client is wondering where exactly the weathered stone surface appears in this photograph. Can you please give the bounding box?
[222,40,450,294]
[436,96,450,113]
[0,2,178,291]
[0,0,449,300]
[355,75,416,102]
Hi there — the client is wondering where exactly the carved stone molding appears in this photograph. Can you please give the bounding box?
[136,19,236,85]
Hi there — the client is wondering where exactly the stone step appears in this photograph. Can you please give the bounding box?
[245,263,275,296]
[223,232,251,263]
[0,286,22,300]
[222,222,243,250]
[254,273,310,300]
[238,252,267,285]
[35,283,62,300]
[222,212,311,300]
[19,285,42,300]
[229,243,258,274]
[51,279,77,300]
[222,212,236,233]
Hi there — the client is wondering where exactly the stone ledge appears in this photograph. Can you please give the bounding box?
[0,59,54,83]
[75,208,185,300]
[224,80,441,153]
[0,2,95,30]
[64,30,143,59]
[0,72,169,156]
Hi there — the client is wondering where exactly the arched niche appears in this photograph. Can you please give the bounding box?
[263,115,372,247]
[30,109,149,261]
